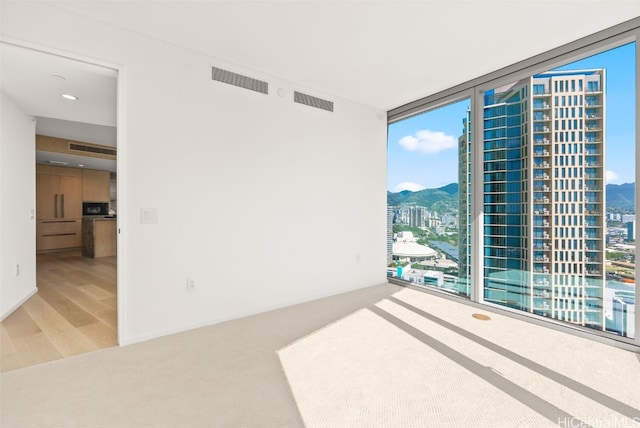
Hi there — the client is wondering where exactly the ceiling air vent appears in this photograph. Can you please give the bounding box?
[294,91,334,112]
[69,143,117,157]
[211,66,268,94]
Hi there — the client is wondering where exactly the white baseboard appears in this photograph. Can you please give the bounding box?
[0,287,37,322]
[118,281,386,346]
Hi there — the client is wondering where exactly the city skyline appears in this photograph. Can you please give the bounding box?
[387,42,636,337]
[387,42,635,192]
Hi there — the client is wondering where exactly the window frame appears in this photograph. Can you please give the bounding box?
[387,17,640,351]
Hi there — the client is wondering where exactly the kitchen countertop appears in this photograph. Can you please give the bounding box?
[83,216,116,220]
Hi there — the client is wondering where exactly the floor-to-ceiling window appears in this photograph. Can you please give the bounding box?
[479,43,635,339]
[388,19,638,348]
[387,98,472,297]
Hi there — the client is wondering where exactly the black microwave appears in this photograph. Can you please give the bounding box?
[83,202,109,216]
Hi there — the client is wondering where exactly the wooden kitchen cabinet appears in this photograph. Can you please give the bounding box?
[36,165,82,220]
[36,165,82,251]
[82,169,110,202]
[36,219,82,251]
[36,173,60,219]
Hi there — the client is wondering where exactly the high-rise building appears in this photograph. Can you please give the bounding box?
[612,293,635,338]
[458,110,472,283]
[387,205,394,265]
[459,69,606,329]
[408,206,425,228]
[622,214,636,224]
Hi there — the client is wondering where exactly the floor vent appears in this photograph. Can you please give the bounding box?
[69,143,117,157]
[211,66,268,94]
[294,91,334,112]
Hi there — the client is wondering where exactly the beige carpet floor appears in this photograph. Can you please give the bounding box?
[0,283,397,428]
[278,288,640,428]
[2,283,639,427]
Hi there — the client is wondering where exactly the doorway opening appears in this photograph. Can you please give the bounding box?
[0,43,120,372]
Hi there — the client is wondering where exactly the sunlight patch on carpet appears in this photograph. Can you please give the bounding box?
[277,307,553,428]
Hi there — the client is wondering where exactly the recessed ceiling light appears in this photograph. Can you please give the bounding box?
[62,94,78,100]
[78,164,85,168]
[50,74,66,81]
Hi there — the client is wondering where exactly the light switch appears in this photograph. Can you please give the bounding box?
[140,208,159,224]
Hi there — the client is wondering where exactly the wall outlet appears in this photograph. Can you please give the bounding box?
[186,277,196,291]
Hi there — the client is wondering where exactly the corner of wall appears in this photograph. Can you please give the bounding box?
[0,93,37,319]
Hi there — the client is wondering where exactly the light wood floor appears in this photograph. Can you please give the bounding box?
[0,250,117,372]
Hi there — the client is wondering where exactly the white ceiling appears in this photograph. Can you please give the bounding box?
[1,2,639,173]
[1,42,118,171]
[49,0,640,111]
[0,43,117,128]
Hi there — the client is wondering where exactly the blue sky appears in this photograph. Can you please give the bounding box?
[387,42,636,192]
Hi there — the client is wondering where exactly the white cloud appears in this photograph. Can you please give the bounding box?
[393,182,426,192]
[398,130,457,154]
[606,170,619,183]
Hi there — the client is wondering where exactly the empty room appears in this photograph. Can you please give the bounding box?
[1,2,639,427]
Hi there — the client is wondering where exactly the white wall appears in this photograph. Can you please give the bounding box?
[1,2,388,343]
[0,93,37,320]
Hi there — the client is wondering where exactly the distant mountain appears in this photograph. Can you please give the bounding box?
[438,183,459,195]
[389,182,634,213]
[606,183,635,211]
[388,183,458,213]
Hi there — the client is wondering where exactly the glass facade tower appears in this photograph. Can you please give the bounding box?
[458,111,472,283]
[460,69,606,329]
